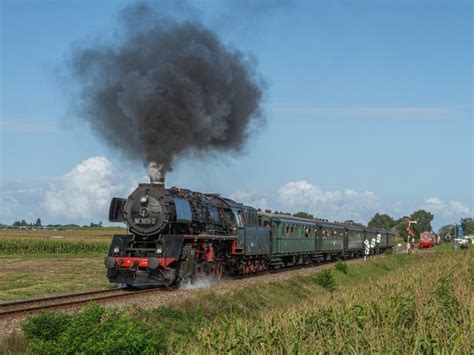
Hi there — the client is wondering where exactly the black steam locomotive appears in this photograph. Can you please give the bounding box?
[105,179,395,286]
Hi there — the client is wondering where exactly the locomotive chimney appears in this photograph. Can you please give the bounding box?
[147,161,165,186]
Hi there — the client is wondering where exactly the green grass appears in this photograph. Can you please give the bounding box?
[435,241,474,251]
[2,251,471,354]
[0,229,117,300]
[0,254,112,301]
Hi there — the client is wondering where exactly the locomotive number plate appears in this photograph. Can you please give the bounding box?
[134,218,156,225]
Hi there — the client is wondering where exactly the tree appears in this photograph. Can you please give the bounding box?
[35,218,42,227]
[438,224,454,239]
[13,220,29,226]
[460,218,474,235]
[293,211,314,219]
[396,217,410,242]
[410,210,434,237]
[368,213,396,230]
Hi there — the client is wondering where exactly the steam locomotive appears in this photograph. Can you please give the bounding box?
[105,178,395,287]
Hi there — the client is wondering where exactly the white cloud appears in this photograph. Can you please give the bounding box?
[269,103,467,121]
[0,120,59,133]
[0,178,52,225]
[277,180,380,222]
[43,156,123,220]
[229,189,271,211]
[422,196,472,220]
[2,161,471,230]
[425,196,443,205]
[230,182,472,229]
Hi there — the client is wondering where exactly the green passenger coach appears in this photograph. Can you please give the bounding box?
[254,212,394,268]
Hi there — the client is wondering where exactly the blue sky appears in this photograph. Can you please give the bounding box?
[1,0,472,229]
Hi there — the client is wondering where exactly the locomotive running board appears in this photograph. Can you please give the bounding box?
[183,234,238,241]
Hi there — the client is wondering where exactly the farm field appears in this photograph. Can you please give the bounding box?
[0,228,125,242]
[2,248,471,354]
[0,229,124,300]
[0,254,112,301]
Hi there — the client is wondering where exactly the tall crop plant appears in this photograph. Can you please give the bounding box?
[0,238,109,254]
[177,251,472,353]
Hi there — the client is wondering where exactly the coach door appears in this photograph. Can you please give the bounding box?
[343,228,349,251]
[315,225,322,251]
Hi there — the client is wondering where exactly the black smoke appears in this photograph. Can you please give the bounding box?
[69,2,264,173]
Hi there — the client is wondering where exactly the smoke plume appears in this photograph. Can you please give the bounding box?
[69,2,264,174]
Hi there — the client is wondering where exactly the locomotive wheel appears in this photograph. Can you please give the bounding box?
[194,264,205,279]
[212,261,223,279]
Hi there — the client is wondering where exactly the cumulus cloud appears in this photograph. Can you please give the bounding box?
[277,180,381,222]
[43,156,123,220]
[2,160,471,229]
[229,188,271,211]
[422,196,472,220]
[230,181,472,229]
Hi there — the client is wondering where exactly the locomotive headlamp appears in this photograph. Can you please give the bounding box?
[113,246,120,254]
[156,247,163,255]
[140,196,148,203]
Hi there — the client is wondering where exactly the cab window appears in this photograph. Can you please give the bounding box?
[233,209,244,227]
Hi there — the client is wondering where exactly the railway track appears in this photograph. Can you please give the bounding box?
[0,287,174,318]
[0,254,377,319]
[0,264,322,318]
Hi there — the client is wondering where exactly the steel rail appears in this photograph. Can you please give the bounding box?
[0,252,386,318]
[0,287,175,318]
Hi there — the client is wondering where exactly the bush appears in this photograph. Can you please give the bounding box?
[22,312,71,341]
[22,304,165,354]
[313,269,336,291]
[335,261,349,274]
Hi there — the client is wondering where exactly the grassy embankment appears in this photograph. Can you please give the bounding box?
[2,248,471,354]
[0,229,125,300]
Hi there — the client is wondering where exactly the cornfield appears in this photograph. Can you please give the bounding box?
[175,251,473,353]
[0,238,109,254]
[7,250,472,354]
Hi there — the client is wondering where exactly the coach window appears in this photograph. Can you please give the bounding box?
[286,225,290,236]
[304,227,310,237]
[290,226,294,235]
